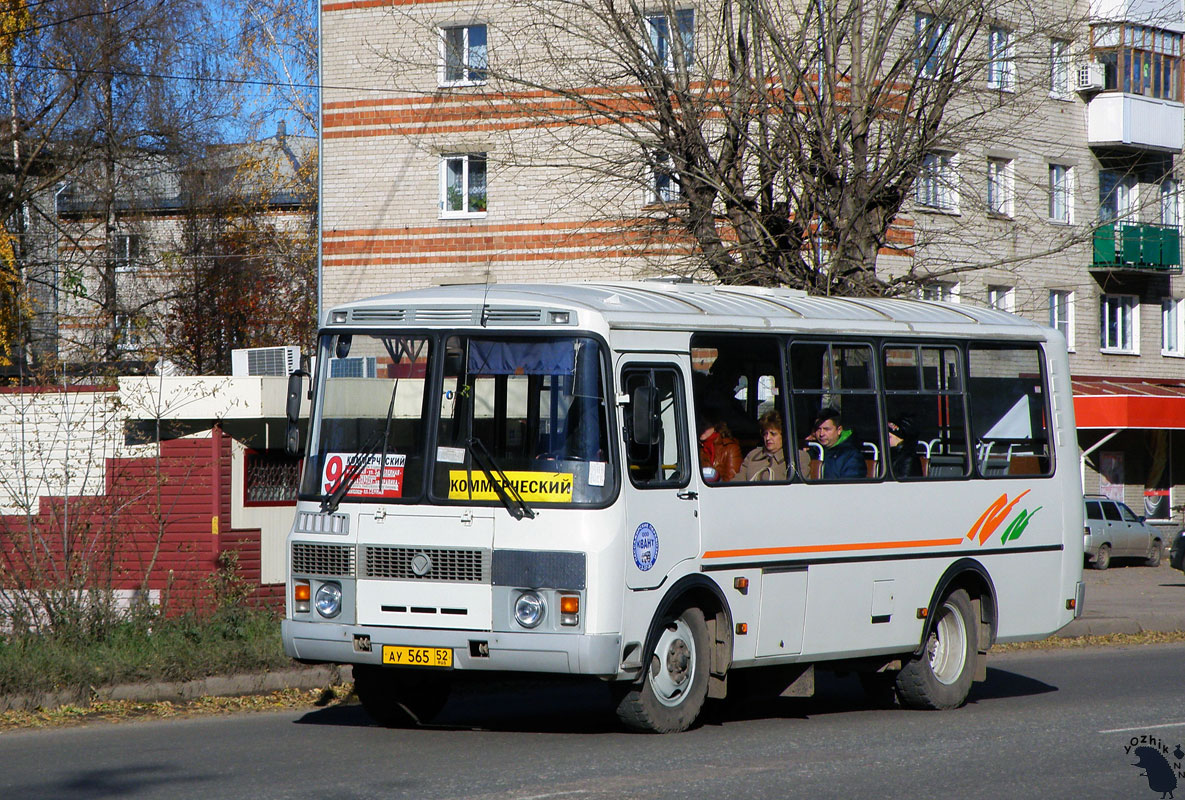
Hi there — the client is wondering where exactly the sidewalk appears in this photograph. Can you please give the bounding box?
[1058,559,1185,636]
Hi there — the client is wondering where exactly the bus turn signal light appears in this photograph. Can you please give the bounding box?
[916,607,928,619]
[1066,598,1076,610]
[294,580,311,613]
[559,594,579,626]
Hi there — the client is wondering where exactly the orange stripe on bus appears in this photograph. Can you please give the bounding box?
[702,537,965,560]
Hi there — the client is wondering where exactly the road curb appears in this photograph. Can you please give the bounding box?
[0,664,354,714]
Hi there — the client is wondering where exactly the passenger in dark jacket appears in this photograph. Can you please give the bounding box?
[888,415,923,478]
[814,407,865,480]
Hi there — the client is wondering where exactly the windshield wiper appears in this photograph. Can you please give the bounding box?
[466,436,536,520]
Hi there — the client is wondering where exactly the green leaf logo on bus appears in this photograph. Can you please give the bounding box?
[967,490,1043,546]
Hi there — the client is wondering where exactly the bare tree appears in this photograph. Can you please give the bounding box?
[377,0,1093,295]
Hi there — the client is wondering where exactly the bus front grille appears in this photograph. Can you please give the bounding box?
[362,546,488,582]
[291,543,355,577]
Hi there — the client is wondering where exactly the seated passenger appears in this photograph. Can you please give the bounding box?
[887,415,922,478]
[814,407,864,480]
[734,410,788,482]
[698,416,742,483]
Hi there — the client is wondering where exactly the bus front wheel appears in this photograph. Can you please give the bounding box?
[352,664,451,727]
[895,589,977,710]
[615,606,710,733]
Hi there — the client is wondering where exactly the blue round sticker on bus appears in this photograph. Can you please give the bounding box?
[633,523,659,571]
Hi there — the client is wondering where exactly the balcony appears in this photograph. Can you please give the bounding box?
[1092,222,1183,273]
[1086,93,1184,152]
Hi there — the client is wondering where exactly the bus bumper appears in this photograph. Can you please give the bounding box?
[283,619,623,677]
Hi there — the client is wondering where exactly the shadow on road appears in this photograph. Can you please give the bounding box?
[968,666,1058,702]
[292,665,1057,734]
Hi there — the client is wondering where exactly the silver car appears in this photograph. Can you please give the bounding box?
[1084,495,1163,570]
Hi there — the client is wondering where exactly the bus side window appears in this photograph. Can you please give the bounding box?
[967,344,1053,477]
[882,345,969,480]
[623,367,689,488]
[789,341,883,481]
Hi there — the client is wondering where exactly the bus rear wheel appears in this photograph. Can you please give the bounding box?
[896,589,977,710]
[615,606,710,733]
[352,664,451,727]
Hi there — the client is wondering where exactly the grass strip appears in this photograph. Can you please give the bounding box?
[0,608,291,698]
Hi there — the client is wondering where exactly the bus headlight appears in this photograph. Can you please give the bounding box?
[514,591,545,628]
[314,582,343,618]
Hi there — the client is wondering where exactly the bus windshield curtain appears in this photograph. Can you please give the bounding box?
[468,340,575,375]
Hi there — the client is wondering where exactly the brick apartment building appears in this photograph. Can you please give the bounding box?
[319,0,1185,535]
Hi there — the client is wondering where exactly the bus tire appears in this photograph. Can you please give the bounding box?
[353,664,451,727]
[896,589,977,710]
[615,606,710,733]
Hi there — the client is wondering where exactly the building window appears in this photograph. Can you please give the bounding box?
[1049,164,1073,223]
[921,281,958,302]
[916,151,958,211]
[651,152,680,204]
[1164,299,1185,355]
[1162,178,1180,227]
[440,153,487,217]
[647,9,694,72]
[915,13,950,77]
[987,285,1015,313]
[987,157,1013,216]
[440,24,487,85]
[1092,23,1181,100]
[1050,38,1072,96]
[988,27,1015,90]
[112,233,141,273]
[114,312,142,352]
[1050,290,1075,350]
[1099,169,1136,222]
[1100,294,1140,353]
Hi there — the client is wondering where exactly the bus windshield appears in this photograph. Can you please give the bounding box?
[300,332,615,507]
[432,335,614,507]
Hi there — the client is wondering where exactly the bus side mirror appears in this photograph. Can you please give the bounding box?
[286,370,307,456]
[631,385,659,446]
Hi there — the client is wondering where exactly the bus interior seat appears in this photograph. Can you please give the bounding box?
[1008,455,1042,475]
[926,454,966,477]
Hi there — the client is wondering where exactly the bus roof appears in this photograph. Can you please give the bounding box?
[329,281,1049,337]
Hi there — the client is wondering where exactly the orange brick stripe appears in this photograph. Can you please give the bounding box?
[323,0,454,10]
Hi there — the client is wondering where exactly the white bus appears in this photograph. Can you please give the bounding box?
[282,281,1084,733]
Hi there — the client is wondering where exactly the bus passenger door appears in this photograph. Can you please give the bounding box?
[620,361,700,590]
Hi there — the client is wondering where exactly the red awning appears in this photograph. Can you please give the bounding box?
[1073,377,1185,429]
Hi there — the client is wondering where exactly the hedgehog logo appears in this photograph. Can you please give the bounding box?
[1132,745,1178,799]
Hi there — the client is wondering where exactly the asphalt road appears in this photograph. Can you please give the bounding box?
[2,644,1184,800]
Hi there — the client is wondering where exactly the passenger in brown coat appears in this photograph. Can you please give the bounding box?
[734,410,788,482]
[698,418,741,482]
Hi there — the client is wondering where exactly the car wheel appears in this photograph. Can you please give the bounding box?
[1091,543,1111,570]
[1145,539,1163,567]
[896,589,977,710]
[615,606,710,733]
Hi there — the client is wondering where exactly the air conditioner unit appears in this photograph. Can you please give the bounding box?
[329,356,377,379]
[1076,62,1104,93]
[231,346,300,377]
